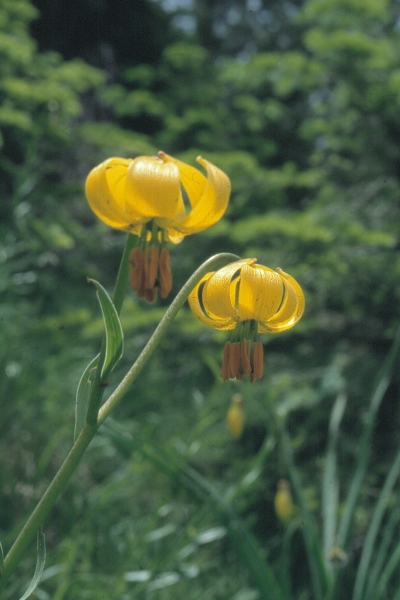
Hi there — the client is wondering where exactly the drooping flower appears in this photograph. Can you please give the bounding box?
[85,152,231,301]
[188,259,305,382]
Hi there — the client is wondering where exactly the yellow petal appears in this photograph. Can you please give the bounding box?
[125,155,185,222]
[159,151,207,210]
[166,155,231,235]
[259,269,305,333]
[202,263,240,320]
[188,271,235,330]
[85,157,133,230]
[278,268,305,319]
[238,264,284,322]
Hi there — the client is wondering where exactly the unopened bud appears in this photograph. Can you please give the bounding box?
[227,397,245,439]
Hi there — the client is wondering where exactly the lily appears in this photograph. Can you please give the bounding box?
[188,259,305,382]
[85,151,231,301]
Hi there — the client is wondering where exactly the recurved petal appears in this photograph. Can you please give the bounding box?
[171,156,231,235]
[258,269,305,333]
[278,268,305,319]
[188,271,236,330]
[238,264,284,322]
[85,157,133,230]
[158,151,207,211]
[125,155,185,222]
[202,259,253,321]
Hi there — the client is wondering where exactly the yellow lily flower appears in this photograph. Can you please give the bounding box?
[85,151,231,301]
[188,258,304,382]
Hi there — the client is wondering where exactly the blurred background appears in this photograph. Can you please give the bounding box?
[1,0,400,597]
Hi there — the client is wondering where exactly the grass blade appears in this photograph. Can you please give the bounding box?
[352,445,400,600]
[322,394,347,564]
[279,424,329,600]
[337,325,400,551]
[0,540,3,577]
[364,505,400,600]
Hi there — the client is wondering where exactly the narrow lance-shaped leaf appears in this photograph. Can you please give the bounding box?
[18,529,46,600]
[74,354,99,441]
[88,278,124,379]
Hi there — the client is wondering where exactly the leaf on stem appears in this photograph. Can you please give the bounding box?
[18,529,46,600]
[74,354,99,441]
[88,279,124,379]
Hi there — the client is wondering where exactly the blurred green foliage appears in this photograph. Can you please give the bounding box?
[1,0,400,598]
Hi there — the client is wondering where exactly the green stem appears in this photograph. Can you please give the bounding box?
[97,252,240,426]
[111,233,137,314]
[86,233,137,426]
[0,251,239,593]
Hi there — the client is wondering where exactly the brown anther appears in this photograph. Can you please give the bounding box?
[240,339,251,375]
[145,244,159,290]
[159,247,173,299]
[221,342,231,381]
[250,342,264,382]
[144,286,157,303]
[129,247,146,297]
[229,342,241,379]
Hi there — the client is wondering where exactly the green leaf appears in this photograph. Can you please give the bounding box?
[74,355,99,441]
[88,278,124,379]
[18,529,46,600]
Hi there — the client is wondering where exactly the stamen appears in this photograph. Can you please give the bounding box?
[159,248,173,299]
[129,247,146,297]
[221,342,231,381]
[229,342,241,379]
[145,244,159,290]
[250,342,264,382]
[240,339,251,375]
[144,287,156,303]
